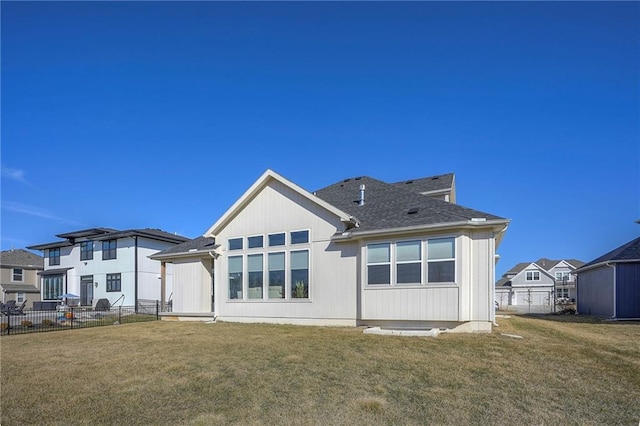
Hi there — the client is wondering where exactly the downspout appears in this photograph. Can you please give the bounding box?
[605,262,616,319]
[134,236,139,313]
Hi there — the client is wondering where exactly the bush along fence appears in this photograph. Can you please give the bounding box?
[1,301,161,336]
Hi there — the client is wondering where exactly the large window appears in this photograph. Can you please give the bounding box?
[106,273,121,292]
[525,270,540,281]
[366,237,456,286]
[291,250,309,298]
[80,241,93,260]
[555,271,571,281]
[12,268,23,282]
[268,252,285,299]
[248,254,263,299]
[396,240,421,284]
[228,256,243,299]
[49,248,60,266]
[427,238,455,283]
[43,275,63,300]
[227,230,311,301]
[367,243,391,285]
[102,240,117,260]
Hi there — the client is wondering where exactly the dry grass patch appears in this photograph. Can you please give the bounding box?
[1,316,639,425]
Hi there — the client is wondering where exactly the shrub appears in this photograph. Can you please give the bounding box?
[21,320,33,327]
[0,323,8,331]
[42,319,54,327]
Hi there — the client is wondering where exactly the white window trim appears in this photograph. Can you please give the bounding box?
[226,232,311,302]
[12,268,24,282]
[525,270,540,281]
[365,236,457,288]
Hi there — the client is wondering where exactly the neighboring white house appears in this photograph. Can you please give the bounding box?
[28,228,189,309]
[152,169,509,332]
[495,258,584,310]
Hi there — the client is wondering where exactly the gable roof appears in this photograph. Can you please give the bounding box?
[575,236,640,273]
[0,249,43,269]
[28,228,189,250]
[205,169,357,237]
[495,258,585,287]
[150,236,218,260]
[315,175,507,238]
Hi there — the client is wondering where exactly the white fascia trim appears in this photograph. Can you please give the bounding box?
[149,250,216,262]
[512,262,556,282]
[204,169,356,238]
[331,219,510,241]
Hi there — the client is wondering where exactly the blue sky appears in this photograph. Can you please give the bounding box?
[2,2,638,276]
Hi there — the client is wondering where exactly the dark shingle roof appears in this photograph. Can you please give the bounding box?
[314,176,504,233]
[28,228,189,250]
[0,283,40,293]
[0,249,43,269]
[393,173,454,194]
[578,236,640,270]
[152,236,217,257]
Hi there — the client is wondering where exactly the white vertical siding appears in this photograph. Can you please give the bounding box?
[214,180,358,323]
[173,258,211,313]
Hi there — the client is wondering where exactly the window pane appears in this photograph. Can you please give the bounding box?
[13,268,23,281]
[397,240,421,262]
[290,230,309,244]
[269,233,285,246]
[397,263,421,284]
[248,254,263,299]
[228,256,243,299]
[428,261,454,283]
[368,265,390,285]
[106,273,121,292]
[291,250,309,298]
[229,238,243,250]
[248,236,263,248]
[291,250,308,270]
[268,252,285,299]
[367,243,390,263]
[428,238,454,259]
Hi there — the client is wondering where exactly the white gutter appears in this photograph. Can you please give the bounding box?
[574,259,638,274]
[331,219,510,241]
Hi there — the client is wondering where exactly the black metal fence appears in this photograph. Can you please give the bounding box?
[1,302,160,336]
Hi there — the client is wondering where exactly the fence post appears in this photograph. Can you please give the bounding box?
[70,307,74,329]
[118,306,122,323]
[7,313,11,335]
[156,300,159,320]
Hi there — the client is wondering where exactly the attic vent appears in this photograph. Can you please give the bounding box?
[407,208,419,215]
[355,176,362,180]
[405,180,413,184]
[431,176,440,180]
[343,178,351,183]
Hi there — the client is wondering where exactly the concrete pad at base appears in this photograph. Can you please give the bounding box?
[363,327,440,337]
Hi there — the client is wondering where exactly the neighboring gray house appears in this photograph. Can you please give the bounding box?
[495,258,584,310]
[574,236,640,319]
[0,249,43,309]
[152,169,509,333]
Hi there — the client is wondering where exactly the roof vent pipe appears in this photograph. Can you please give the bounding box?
[359,184,366,206]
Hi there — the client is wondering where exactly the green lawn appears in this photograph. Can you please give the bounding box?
[1,315,639,425]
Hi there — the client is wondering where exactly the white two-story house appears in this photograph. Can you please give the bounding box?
[495,258,584,309]
[28,228,189,309]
